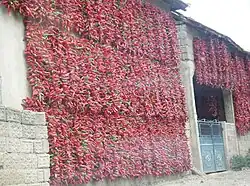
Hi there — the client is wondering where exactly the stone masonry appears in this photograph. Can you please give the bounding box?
[0,106,50,186]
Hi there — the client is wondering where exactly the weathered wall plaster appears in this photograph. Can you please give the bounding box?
[0,7,30,110]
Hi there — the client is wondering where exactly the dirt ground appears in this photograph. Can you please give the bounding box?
[154,170,250,186]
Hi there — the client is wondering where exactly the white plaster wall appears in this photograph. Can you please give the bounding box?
[0,7,30,110]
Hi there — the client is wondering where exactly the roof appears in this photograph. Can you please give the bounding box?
[165,0,188,11]
[172,12,250,57]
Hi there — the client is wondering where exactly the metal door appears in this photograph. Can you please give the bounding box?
[198,120,226,173]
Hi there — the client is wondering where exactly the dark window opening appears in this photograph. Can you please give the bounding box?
[193,76,226,122]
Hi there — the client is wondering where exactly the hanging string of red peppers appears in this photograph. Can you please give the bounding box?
[194,38,250,135]
[1,0,190,185]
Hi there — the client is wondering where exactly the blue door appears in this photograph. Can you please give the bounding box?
[198,120,226,173]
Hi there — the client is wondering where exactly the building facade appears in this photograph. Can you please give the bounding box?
[0,0,250,185]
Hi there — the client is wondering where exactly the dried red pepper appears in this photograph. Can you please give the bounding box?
[1,0,191,185]
[194,37,250,135]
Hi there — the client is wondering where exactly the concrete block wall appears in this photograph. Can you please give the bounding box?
[0,106,50,186]
[238,132,250,156]
[222,122,239,168]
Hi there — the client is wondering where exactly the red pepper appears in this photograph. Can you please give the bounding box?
[2,0,191,185]
[194,37,250,135]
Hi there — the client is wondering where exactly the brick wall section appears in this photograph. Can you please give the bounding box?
[0,106,50,186]
[238,132,250,156]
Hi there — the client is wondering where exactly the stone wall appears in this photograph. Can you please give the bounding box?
[0,106,50,186]
[238,132,250,156]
